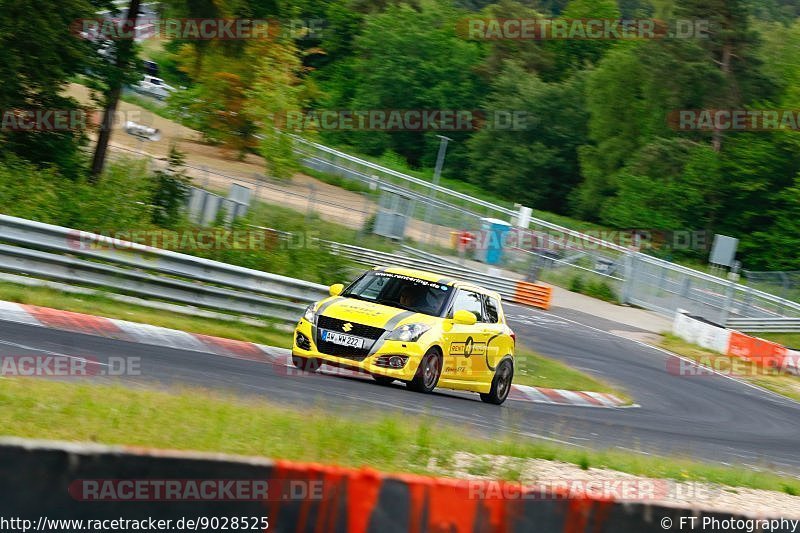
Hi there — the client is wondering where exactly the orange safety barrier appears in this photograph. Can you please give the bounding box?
[2,437,784,532]
[513,281,553,310]
[727,331,788,369]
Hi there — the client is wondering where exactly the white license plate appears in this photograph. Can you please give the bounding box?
[321,330,365,349]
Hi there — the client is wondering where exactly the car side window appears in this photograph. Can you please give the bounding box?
[484,296,500,323]
[449,290,484,321]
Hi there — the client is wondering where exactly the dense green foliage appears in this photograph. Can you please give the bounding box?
[0,155,352,285]
[1,0,799,269]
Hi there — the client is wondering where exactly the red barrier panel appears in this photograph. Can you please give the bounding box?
[727,331,787,369]
[258,459,620,532]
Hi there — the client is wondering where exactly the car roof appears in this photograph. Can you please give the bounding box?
[374,267,502,299]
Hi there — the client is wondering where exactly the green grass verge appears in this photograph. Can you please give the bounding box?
[538,269,621,304]
[514,348,628,399]
[0,378,797,494]
[755,333,800,349]
[0,281,292,349]
[660,334,800,403]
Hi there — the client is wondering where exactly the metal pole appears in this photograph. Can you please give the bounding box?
[621,252,636,305]
[423,135,452,245]
[720,261,741,326]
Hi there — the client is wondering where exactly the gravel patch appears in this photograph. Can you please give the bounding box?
[427,451,800,518]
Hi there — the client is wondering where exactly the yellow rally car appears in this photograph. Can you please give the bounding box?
[292,267,516,405]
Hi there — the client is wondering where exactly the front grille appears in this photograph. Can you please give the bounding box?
[316,316,385,340]
[316,316,385,360]
[316,343,372,361]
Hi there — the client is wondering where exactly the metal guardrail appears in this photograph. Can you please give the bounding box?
[0,214,529,323]
[0,215,328,324]
[725,318,800,333]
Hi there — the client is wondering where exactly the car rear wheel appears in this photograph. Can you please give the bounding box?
[291,355,320,372]
[407,348,442,393]
[372,375,395,386]
[480,359,513,405]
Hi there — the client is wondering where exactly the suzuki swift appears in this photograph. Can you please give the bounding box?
[292,267,516,404]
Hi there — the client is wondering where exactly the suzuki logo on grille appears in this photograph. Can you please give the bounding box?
[342,323,353,332]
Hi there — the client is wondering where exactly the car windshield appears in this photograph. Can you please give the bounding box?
[342,271,451,316]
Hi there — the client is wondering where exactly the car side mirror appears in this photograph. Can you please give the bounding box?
[329,283,344,297]
[453,309,477,325]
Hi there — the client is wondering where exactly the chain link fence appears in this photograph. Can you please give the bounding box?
[743,270,800,305]
[292,137,800,324]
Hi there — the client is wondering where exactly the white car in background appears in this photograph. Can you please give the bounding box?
[132,75,176,101]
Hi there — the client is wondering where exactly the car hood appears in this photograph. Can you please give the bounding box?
[314,296,435,329]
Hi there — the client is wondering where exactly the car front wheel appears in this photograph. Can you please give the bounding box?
[480,359,513,405]
[407,349,441,393]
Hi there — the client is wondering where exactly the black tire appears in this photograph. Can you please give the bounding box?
[480,359,514,405]
[291,355,320,372]
[407,348,442,393]
[372,375,395,386]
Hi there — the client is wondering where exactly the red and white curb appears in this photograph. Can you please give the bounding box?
[0,301,631,408]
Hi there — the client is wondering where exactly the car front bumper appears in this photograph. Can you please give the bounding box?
[291,318,427,381]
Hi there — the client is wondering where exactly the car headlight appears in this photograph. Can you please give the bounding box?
[303,304,317,324]
[387,323,431,342]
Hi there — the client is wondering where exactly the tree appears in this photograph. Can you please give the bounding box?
[0,0,104,178]
[89,0,143,179]
[467,62,588,213]
[247,38,305,179]
[319,0,486,172]
[674,0,771,151]
[600,139,724,235]
[549,0,620,77]
[745,176,800,270]
[150,145,191,228]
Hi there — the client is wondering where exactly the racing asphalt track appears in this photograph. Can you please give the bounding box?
[1,303,800,474]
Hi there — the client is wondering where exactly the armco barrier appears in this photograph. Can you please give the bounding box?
[513,282,553,311]
[0,215,328,324]
[673,310,798,375]
[672,310,731,354]
[0,437,789,533]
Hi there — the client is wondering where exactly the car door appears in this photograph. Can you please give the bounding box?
[478,294,508,380]
[442,289,491,382]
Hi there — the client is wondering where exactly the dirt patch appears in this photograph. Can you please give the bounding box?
[68,83,455,244]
